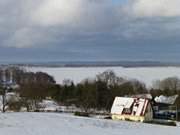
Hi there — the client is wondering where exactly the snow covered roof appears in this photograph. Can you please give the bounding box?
[111,97,150,116]
[154,95,179,105]
[111,97,134,115]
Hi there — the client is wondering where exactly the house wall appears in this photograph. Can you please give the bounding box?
[112,114,145,122]
[144,103,153,121]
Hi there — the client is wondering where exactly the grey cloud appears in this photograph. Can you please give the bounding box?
[126,0,180,17]
[0,0,180,50]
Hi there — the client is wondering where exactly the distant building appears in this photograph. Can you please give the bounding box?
[153,95,179,121]
[111,97,153,122]
[0,68,19,90]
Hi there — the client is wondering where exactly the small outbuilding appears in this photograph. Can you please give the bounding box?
[111,97,153,122]
[153,95,179,121]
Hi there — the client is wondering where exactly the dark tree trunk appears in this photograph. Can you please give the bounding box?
[2,89,6,113]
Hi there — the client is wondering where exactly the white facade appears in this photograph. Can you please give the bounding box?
[111,97,153,122]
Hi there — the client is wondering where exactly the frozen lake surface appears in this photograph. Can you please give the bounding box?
[27,66,180,87]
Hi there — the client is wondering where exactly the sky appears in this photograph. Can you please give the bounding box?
[0,0,180,63]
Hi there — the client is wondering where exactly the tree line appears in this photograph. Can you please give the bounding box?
[0,67,180,112]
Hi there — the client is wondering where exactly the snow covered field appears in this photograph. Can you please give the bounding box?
[27,66,180,87]
[0,112,179,135]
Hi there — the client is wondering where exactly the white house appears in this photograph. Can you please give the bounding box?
[111,97,153,122]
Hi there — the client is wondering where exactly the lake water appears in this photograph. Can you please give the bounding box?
[26,66,180,87]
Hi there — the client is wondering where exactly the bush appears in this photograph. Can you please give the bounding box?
[8,101,22,112]
[145,120,177,127]
[74,111,89,117]
[104,116,112,119]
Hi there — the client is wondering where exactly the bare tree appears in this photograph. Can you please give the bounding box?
[0,85,8,113]
[154,77,180,91]
[152,77,180,96]
[96,70,125,86]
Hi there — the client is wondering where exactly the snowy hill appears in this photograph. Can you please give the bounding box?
[0,113,179,135]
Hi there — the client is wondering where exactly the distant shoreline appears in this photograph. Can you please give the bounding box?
[1,61,180,68]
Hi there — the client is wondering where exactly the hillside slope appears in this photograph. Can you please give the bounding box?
[0,113,179,135]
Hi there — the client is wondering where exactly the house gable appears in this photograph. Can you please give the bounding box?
[111,97,153,122]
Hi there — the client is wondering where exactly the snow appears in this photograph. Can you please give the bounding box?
[37,100,81,112]
[38,100,60,112]
[0,112,179,135]
[26,66,180,87]
[155,95,179,104]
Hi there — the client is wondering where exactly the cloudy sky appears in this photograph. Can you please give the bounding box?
[0,0,180,63]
